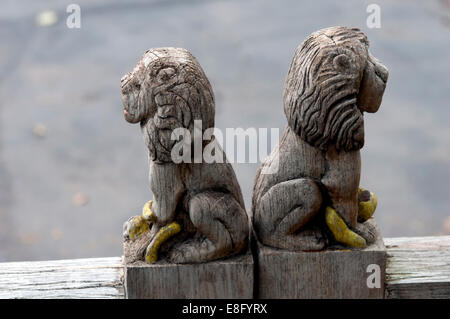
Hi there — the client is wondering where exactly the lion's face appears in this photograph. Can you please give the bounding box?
[120,59,183,127]
[357,51,388,113]
[283,26,388,152]
[121,48,215,162]
[121,48,214,127]
[121,59,150,124]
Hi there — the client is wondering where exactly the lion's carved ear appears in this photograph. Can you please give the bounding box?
[333,54,351,72]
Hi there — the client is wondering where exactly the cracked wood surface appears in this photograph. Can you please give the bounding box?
[0,257,124,299]
[0,236,448,298]
[384,235,450,299]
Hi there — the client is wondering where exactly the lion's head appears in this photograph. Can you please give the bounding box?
[283,26,388,152]
[120,47,215,162]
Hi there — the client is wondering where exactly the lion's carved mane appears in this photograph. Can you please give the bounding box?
[143,49,215,162]
[283,27,369,152]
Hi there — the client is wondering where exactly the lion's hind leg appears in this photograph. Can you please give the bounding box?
[168,191,248,264]
[254,178,326,251]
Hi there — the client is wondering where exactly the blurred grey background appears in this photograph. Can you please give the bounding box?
[0,0,449,262]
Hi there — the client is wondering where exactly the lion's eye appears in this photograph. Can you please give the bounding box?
[157,67,176,82]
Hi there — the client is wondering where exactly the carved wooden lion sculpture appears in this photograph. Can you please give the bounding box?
[121,48,248,263]
[251,27,388,251]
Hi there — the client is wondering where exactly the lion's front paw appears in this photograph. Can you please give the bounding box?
[358,188,377,222]
[123,215,150,241]
[353,221,377,245]
[142,200,156,222]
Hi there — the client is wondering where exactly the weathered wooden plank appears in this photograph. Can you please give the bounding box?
[0,257,124,299]
[0,236,448,299]
[384,236,450,299]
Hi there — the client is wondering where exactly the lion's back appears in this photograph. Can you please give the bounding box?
[186,145,246,210]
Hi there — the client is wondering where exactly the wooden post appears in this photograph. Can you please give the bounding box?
[124,250,254,299]
[256,219,386,298]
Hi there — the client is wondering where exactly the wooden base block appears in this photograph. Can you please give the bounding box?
[256,220,386,299]
[124,251,254,299]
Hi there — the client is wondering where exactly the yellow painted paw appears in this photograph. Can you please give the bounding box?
[125,216,150,241]
[142,200,156,222]
[358,188,378,223]
[325,206,367,248]
[145,221,181,264]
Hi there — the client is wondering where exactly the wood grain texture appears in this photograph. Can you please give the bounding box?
[385,236,450,299]
[121,47,249,264]
[0,236,448,298]
[124,250,253,299]
[256,219,386,299]
[0,257,124,299]
[251,27,389,251]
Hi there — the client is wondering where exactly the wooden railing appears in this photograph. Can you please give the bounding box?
[0,235,448,299]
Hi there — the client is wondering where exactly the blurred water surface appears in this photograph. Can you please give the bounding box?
[0,0,449,261]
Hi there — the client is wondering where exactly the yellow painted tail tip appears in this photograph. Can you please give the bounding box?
[143,200,152,211]
[358,191,378,222]
[371,192,378,209]
[343,232,367,248]
[145,251,158,264]
[142,200,156,222]
[171,222,182,233]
